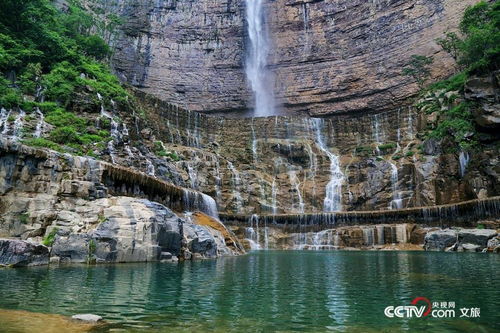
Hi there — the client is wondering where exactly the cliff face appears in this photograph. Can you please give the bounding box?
[105,0,479,116]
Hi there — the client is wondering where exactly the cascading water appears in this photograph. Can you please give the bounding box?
[459,151,470,177]
[13,109,25,140]
[245,0,274,117]
[246,214,261,250]
[311,118,344,212]
[288,170,305,213]
[34,107,44,138]
[227,161,243,210]
[388,162,403,210]
[0,108,10,134]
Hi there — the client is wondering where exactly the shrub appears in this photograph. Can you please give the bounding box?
[49,126,80,144]
[42,228,59,247]
[22,138,62,152]
[403,55,434,88]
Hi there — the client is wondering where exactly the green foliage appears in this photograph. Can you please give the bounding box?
[0,0,129,112]
[355,146,372,155]
[19,213,30,224]
[427,103,477,150]
[403,55,434,88]
[378,142,397,151]
[153,141,181,161]
[88,239,96,255]
[405,151,415,157]
[391,154,402,161]
[77,35,110,60]
[476,224,485,230]
[427,72,467,94]
[42,227,58,247]
[49,126,80,144]
[22,138,62,152]
[436,32,462,62]
[44,107,87,131]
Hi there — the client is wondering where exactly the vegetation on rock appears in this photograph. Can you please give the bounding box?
[411,1,499,152]
[0,0,130,155]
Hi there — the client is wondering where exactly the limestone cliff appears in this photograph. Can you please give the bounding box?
[100,0,479,115]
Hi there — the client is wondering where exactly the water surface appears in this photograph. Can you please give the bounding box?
[0,251,498,332]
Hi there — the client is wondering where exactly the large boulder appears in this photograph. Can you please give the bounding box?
[465,72,500,129]
[424,229,457,251]
[51,234,90,263]
[458,229,497,248]
[0,239,49,267]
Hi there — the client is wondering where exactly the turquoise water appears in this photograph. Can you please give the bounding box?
[0,251,498,332]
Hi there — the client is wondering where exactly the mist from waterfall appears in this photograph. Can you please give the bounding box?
[245,0,275,117]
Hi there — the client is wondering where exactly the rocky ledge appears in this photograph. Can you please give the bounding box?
[0,140,245,267]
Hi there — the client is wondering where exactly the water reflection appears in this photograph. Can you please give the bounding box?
[0,251,498,332]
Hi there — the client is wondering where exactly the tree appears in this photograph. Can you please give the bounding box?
[402,55,434,88]
[436,32,462,63]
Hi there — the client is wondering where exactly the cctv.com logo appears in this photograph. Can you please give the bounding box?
[384,297,456,319]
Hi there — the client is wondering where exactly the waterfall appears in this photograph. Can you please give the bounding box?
[34,107,44,138]
[311,118,344,212]
[13,109,25,140]
[251,119,258,163]
[0,108,10,135]
[245,0,274,117]
[227,161,243,211]
[246,214,261,250]
[288,170,305,213]
[271,178,278,214]
[98,93,118,164]
[459,151,470,177]
[388,162,403,210]
[182,190,219,219]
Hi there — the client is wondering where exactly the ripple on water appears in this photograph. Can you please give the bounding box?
[0,252,498,332]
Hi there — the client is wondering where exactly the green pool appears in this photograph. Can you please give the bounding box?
[0,251,498,332]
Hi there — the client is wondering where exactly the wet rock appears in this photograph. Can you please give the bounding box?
[465,72,500,129]
[51,234,90,263]
[458,229,497,248]
[457,243,482,252]
[487,237,500,253]
[0,239,49,267]
[424,230,457,251]
[71,314,102,322]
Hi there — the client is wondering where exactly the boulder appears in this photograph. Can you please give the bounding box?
[424,230,457,251]
[51,234,90,263]
[487,237,500,253]
[458,229,497,248]
[0,239,49,267]
[71,314,103,322]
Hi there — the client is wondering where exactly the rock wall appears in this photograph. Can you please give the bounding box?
[0,140,244,265]
[100,0,479,115]
[134,91,499,215]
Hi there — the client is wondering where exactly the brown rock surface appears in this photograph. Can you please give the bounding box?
[100,0,479,115]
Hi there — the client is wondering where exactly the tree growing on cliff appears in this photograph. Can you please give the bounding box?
[402,55,434,88]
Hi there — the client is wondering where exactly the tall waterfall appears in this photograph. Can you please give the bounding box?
[245,0,274,117]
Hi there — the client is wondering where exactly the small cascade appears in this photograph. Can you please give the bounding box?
[182,190,219,219]
[146,158,156,176]
[288,170,305,213]
[186,111,202,148]
[293,229,339,250]
[362,228,375,246]
[459,151,470,177]
[122,124,134,158]
[98,93,119,164]
[311,118,344,212]
[12,109,25,140]
[186,162,199,190]
[34,107,44,138]
[212,156,223,205]
[0,108,10,135]
[245,214,261,250]
[227,161,243,211]
[271,178,278,214]
[372,113,384,155]
[388,162,403,210]
[251,118,258,163]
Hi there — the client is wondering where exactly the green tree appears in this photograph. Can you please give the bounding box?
[403,55,434,88]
